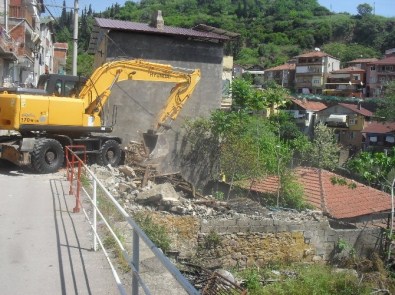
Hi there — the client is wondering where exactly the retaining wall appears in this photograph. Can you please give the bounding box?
[198,217,383,268]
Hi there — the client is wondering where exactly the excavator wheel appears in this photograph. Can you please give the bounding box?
[97,140,121,167]
[31,138,65,174]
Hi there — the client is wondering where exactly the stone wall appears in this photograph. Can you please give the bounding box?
[198,216,383,268]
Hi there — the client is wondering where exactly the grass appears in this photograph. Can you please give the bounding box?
[133,212,171,252]
[237,263,376,295]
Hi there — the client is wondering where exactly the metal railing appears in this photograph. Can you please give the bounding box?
[65,146,199,295]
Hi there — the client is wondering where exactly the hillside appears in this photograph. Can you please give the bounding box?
[55,0,395,71]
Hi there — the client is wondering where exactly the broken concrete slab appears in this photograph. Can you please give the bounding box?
[135,183,180,207]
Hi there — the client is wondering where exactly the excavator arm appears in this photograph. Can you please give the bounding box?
[79,59,201,130]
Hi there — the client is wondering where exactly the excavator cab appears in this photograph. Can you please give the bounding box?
[37,74,87,97]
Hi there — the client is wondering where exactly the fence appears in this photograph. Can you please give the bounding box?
[65,146,199,295]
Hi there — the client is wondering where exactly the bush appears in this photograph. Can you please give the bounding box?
[133,213,171,252]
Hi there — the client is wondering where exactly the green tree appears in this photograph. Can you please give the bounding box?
[305,123,340,170]
[357,3,373,17]
[376,81,395,121]
[346,150,395,189]
[77,53,94,77]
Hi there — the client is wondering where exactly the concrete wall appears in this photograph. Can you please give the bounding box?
[198,217,383,268]
[101,31,224,184]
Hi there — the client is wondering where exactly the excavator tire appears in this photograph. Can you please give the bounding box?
[31,138,64,173]
[97,140,121,167]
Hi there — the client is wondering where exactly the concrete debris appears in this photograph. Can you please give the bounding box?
[89,164,328,223]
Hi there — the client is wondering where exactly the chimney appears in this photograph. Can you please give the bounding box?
[150,10,164,30]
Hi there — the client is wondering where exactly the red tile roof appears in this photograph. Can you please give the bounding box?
[348,58,379,64]
[265,63,296,71]
[363,121,395,133]
[94,18,229,41]
[369,56,395,65]
[291,98,327,111]
[54,43,68,49]
[248,167,391,220]
[338,103,373,117]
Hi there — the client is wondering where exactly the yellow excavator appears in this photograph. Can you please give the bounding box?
[0,59,201,173]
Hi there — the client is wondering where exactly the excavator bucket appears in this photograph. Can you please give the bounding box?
[142,130,169,163]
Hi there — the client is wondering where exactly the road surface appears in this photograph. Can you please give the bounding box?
[0,161,119,294]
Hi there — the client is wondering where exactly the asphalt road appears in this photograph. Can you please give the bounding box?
[0,161,118,294]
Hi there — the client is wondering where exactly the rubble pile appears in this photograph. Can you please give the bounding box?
[88,164,326,223]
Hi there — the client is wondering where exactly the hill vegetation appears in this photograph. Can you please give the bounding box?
[53,0,395,74]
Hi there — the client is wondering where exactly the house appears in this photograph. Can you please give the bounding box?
[362,121,395,152]
[282,98,327,136]
[366,55,395,98]
[87,12,236,180]
[36,18,55,79]
[244,64,265,85]
[263,63,295,89]
[0,0,48,86]
[317,103,373,150]
[53,43,68,75]
[294,50,340,95]
[249,167,391,224]
[347,58,379,71]
[5,0,44,86]
[324,67,365,98]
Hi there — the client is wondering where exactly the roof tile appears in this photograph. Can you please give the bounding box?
[291,98,327,111]
[247,167,391,219]
[338,103,373,117]
[95,18,229,41]
[363,121,395,133]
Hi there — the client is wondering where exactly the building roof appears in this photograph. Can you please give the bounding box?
[295,51,336,59]
[331,66,365,74]
[337,103,373,117]
[291,98,327,111]
[348,58,379,64]
[96,17,229,40]
[369,56,395,65]
[363,121,395,133]
[248,167,391,220]
[88,18,231,54]
[54,43,68,49]
[265,63,296,72]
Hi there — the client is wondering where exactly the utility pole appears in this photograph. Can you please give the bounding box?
[72,0,78,76]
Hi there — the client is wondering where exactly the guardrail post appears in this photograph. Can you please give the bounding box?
[93,179,98,251]
[132,229,140,295]
[73,161,82,213]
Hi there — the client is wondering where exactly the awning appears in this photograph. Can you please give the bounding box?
[326,114,347,123]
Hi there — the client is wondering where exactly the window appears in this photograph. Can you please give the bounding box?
[370,65,376,71]
[54,80,62,96]
[349,118,357,125]
[349,131,355,139]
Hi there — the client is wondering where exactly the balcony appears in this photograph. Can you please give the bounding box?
[9,5,34,28]
[0,32,18,60]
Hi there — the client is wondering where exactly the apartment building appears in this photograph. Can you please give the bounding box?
[294,50,340,95]
[263,63,295,89]
[0,0,45,86]
[366,51,395,98]
[324,67,365,97]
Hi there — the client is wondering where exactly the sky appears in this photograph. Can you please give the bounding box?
[317,0,394,17]
[45,0,394,17]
